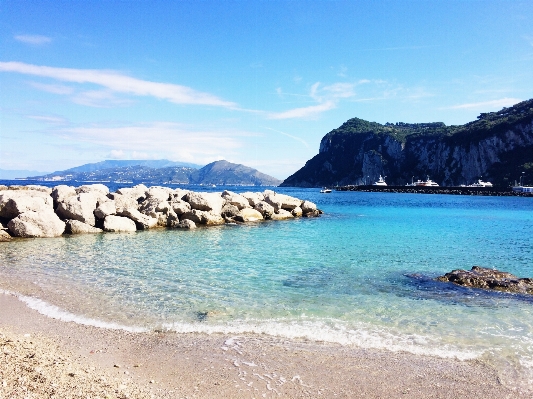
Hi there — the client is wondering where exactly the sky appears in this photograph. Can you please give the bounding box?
[1,0,533,179]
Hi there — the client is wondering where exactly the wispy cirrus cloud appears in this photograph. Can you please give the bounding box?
[269,81,357,120]
[446,97,521,110]
[27,115,68,125]
[0,61,236,107]
[14,35,52,45]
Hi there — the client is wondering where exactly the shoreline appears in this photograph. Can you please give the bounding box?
[0,292,523,398]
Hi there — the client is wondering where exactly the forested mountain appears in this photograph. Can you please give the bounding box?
[281,99,533,187]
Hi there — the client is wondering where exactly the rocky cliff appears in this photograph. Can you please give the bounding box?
[281,99,533,187]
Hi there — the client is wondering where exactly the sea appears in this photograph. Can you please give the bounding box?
[1,180,533,390]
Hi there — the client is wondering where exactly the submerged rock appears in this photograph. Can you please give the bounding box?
[436,266,533,295]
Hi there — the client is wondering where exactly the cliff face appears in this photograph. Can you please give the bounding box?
[281,99,533,187]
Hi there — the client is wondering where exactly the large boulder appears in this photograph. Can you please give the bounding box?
[301,200,317,213]
[241,192,264,207]
[76,184,109,196]
[221,203,240,220]
[253,201,275,219]
[264,191,302,211]
[65,220,103,234]
[7,210,65,238]
[55,192,99,226]
[94,200,116,219]
[169,199,191,215]
[103,215,137,232]
[116,184,148,201]
[291,206,303,217]
[172,219,196,229]
[117,208,158,230]
[436,266,533,294]
[181,209,225,225]
[111,193,139,213]
[235,208,264,222]
[270,209,294,220]
[183,192,224,214]
[0,229,12,241]
[0,192,53,219]
[221,190,250,210]
[52,185,77,206]
[146,186,172,202]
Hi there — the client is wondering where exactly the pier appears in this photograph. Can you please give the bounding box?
[334,185,532,196]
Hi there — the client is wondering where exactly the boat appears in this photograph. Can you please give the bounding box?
[406,176,439,187]
[320,188,332,193]
[373,175,387,186]
[467,180,493,187]
[512,186,533,193]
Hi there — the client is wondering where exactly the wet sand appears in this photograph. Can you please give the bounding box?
[0,292,524,398]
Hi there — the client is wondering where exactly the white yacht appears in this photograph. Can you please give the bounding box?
[320,188,332,193]
[467,180,493,187]
[407,176,439,187]
[373,175,387,186]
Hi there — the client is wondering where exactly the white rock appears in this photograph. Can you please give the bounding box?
[240,192,264,207]
[301,200,317,213]
[181,209,225,225]
[94,200,116,219]
[111,193,139,213]
[291,206,303,217]
[235,208,264,222]
[65,220,103,234]
[0,193,52,219]
[270,209,294,220]
[169,199,191,215]
[52,185,77,204]
[103,215,137,232]
[183,192,224,214]
[221,190,250,210]
[117,208,158,229]
[253,201,275,219]
[116,184,148,199]
[75,184,109,196]
[7,210,65,238]
[146,186,172,202]
[55,192,99,226]
[264,192,302,211]
[0,230,12,241]
[172,219,196,229]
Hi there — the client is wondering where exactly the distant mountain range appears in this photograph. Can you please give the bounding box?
[27,159,281,186]
[281,98,533,187]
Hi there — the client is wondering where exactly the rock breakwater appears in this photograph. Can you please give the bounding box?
[0,184,322,239]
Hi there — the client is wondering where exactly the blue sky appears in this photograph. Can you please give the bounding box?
[1,0,532,178]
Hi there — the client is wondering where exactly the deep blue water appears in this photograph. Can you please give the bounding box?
[1,180,533,387]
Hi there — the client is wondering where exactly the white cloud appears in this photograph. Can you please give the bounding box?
[261,127,309,148]
[268,101,336,120]
[0,61,236,107]
[14,35,52,45]
[446,98,522,110]
[58,122,251,164]
[71,89,134,108]
[27,115,68,124]
[28,82,74,95]
[269,81,356,120]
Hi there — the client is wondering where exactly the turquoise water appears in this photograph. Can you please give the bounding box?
[1,188,533,388]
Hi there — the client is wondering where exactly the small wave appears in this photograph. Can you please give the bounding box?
[0,289,148,333]
[161,318,482,361]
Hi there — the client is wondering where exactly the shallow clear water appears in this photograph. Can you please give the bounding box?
[1,186,533,388]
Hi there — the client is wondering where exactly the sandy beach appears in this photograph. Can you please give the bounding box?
[0,292,524,399]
